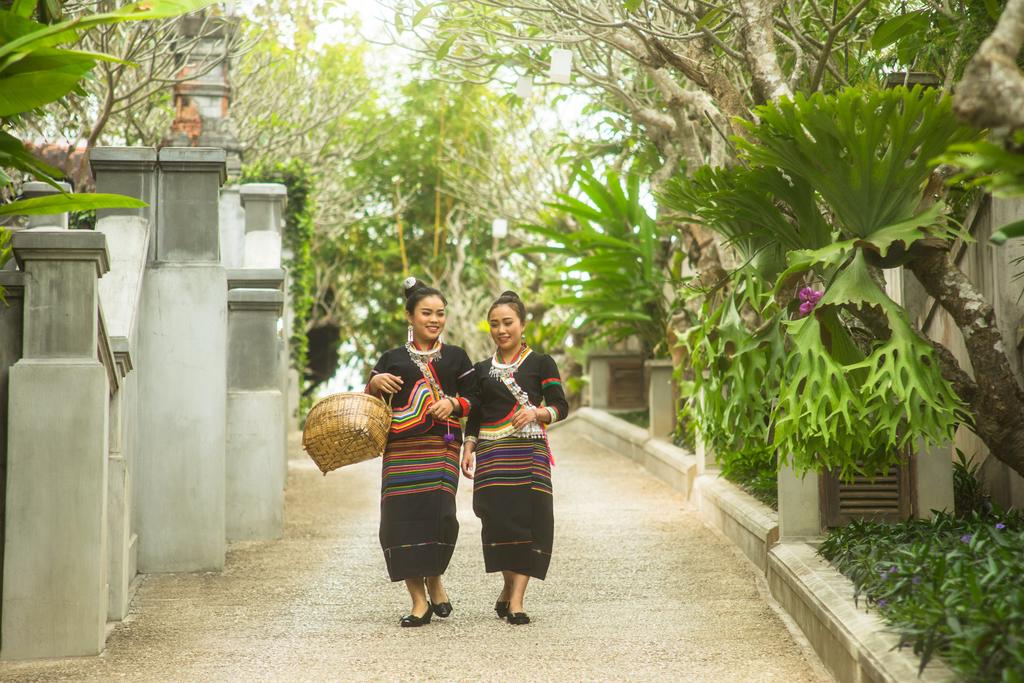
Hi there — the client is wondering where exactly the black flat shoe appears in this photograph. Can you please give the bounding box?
[506,611,530,625]
[494,601,510,618]
[433,601,453,618]
[400,603,433,627]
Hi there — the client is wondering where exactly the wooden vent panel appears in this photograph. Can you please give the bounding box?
[822,459,913,527]
[606,359,646,410]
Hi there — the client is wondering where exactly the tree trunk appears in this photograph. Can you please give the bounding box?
[906,246,1024,479]
[954,0,1024,132]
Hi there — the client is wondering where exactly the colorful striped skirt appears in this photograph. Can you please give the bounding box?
[379,434,460,582]
[472,436,554,580]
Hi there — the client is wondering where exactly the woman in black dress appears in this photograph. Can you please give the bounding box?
[461,291,569,625]
[366,277,478,627]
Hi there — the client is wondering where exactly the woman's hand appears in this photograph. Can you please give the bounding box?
[461,443,476,479]
[427,397,455,421]
[369,373,403,395]
[511,407,541,429]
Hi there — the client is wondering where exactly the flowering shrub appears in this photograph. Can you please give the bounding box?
[819,512,1024,681]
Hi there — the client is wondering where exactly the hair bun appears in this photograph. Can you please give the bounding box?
[404,276,426,299]
[501,290,520,300]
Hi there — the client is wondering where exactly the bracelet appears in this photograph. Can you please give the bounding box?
[464,435,478,445]
[545,406,558,423]
[449,397,459,414]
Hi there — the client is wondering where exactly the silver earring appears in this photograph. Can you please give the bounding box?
[407,325,414,343]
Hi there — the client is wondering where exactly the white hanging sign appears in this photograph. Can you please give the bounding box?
[492,218,509,239]
[548,48,572,84]
[515,75,533,99]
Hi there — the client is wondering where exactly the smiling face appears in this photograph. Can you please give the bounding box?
[488,303,524,355]
[407,295,446,346]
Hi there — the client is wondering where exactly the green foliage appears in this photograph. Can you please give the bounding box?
[718,446,778,510]
[860,1,1003,85]
[662,86,975,478]
[680,270,784,463]
[953,450,992,517]
[0,226,11,275]
[939,138,1024,200]
[522,169,671,355]
[241,159,315,413]
[0,191,144,216]
[737,86,976,243]
[819,512,1024,681]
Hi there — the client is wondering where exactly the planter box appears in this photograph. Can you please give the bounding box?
[768,542,956,683]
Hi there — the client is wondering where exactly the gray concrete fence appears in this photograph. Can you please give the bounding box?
[0,147,295,660]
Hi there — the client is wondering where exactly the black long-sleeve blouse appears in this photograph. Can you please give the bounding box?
[465,350,569,440]
[367,344,478,441]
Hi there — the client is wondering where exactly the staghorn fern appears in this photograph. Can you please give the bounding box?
[664,85,975,478]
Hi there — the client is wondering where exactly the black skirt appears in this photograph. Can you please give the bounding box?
[472,436,554,580]
[379,434,460,582]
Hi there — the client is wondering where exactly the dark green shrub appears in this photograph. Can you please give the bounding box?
[819,512,1024,681]
[954,449,992,517]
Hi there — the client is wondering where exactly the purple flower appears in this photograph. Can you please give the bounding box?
[888,566,898,574]
[877,599,888,608]
[796,288,824,317]
[912,576,922,585]
[960,533,973,543]
[996,522,1006,530]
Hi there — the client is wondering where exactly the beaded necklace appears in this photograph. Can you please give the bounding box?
[490,345,545,440]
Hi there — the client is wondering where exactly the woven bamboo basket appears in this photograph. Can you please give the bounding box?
[302,392,391,475]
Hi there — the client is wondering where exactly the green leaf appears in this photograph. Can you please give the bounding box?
[991,219,1024,245]
[435,34,456,60]
[819,250,894,310]
[11,0,38,19]
[0,0,215,62]
[0,129,63,184]
[0,69,85,115]
[412,3,433,26]
[870,11,928,50]
[858,202,949,257]
[694,8,722,30]
[0,193,147,216]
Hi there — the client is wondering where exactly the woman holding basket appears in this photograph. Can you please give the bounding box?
[462,290,569,625]
[366,277,478,627]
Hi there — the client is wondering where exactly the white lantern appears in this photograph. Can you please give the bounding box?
[548,48,572,84]
[515,75,533,99]
[492,218,509,239]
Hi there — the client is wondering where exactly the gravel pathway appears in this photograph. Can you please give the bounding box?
[1,418,830,682]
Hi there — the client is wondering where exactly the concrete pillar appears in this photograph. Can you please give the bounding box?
[94,213,150,621]
[136,148,227,572]
[0,271,25,612]
[21,181,71,229]
[645,359,676,440]
[777,459,822,539]
[2,230,111,659]
[226,287,285,541]
[915,441,955,518]
[239,183,286,268]
[219,185,245,268]
[281,245,301,433]
[587,353,613,409]
[90,147,158,229]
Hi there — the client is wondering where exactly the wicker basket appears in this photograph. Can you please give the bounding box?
[302,392,391,475]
